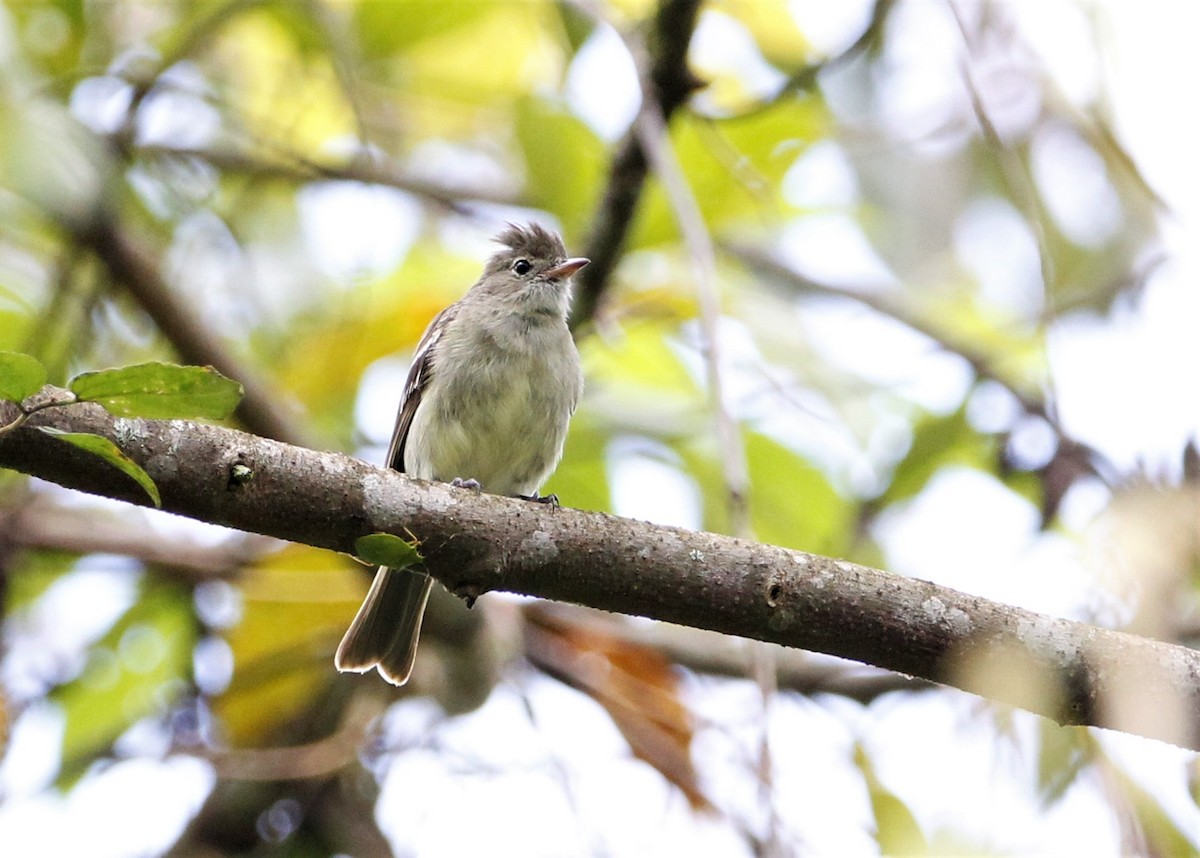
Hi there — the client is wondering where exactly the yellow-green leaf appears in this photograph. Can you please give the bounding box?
[354,533,423,569]
[69,362,243,420]
[516,96,606,238]
[882,406,997,508]
[214,545,365,746]
[37,427,161,507]
[0,351,46,401]
[855,744,928,856]
[745,430,852,556]
[52,578,195,787]
[1036,721,1092,807]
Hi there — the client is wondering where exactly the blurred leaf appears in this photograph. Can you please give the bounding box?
[354,533,422,568]
[525,605,711,811]
[7,0,87,81]
[679,428,852,553]
[582,320,702,401]
[711,0,812,72]
[546,415,612,514]
[516,96,606,239]
[0,310,34,352]
[269,244,476,439]
[69,362,243,420]
[0,93,109,224]
[881,407,996,508]
[855,744,928,856]
[36,427,161,507]
[213,545,364,746]
[0,351,46,401]
[1111,761,1199,857]
[1036,722,1092,807]
[378,1,565,134]
[210,10,355,154]
[921,293,1046,396]
[554,0,597,53]
[745,430,853,555]
[52,577,195,787]
[355,0,496,56]
[634,94,828,245]
[4,548,79,613]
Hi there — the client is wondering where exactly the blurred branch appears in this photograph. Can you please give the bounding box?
[617,21,774,843]
[569,0,895,328]
[527,604,927,703]
[949,0,1056,297]
[123,141,521,210]
[4,392,1199,751]
[72,213,312,447]
[120,0,268,122]
[203,692,384,781]
[570,0,705,329]
[733,0,895,117]
[623,28,751,539]
[0,501,256,581]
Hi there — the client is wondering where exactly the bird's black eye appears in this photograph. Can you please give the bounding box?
[513,258,533,276]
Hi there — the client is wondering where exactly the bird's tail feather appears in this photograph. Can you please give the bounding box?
[335,567,433,686]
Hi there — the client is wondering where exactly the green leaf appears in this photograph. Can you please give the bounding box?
[632,95,829,247]
[52,577,196,787]
[678,428,852,556]
[37,427,161,507]
[1112,759,1199,857]
[1036,721,1092,807]
[69,362,243,420]
[354,533,423,568]
[745,430,852,556]
[4,549,79,613]
[713,0,812,72]
[516,96,606,239]
[855,744,928,856]
[546,416,612,514]
[0,351,46,401]
[881,406,997,508]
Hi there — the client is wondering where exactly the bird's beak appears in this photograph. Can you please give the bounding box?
[544,257,590,280]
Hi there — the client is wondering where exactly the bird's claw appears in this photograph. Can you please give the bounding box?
[521,492,559,507]
[451,477,482,492]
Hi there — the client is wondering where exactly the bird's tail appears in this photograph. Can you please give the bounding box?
[335,567,433,686]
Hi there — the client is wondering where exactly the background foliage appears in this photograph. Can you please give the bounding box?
[1,0,1197,855]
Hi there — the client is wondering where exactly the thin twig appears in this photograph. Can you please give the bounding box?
[625,45,751,540]
[947,0,1056,299]
[125,141,520,210]
[202,691,385,781]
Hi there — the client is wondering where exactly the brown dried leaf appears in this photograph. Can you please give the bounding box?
[524,605,712,811]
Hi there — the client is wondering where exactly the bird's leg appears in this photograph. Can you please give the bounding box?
[451,477,482,492]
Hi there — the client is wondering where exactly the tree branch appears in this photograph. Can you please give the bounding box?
[1,390,1197,750]
[570,0,704,329]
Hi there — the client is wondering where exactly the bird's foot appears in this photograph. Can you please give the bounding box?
[451,477,482,492]
[520,492,559,507]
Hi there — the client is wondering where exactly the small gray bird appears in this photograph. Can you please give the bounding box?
[335,223,587,685]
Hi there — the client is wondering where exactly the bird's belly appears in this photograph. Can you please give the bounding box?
[405,369,570,497]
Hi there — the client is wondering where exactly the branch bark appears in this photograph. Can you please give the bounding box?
[2,390,1197,750]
